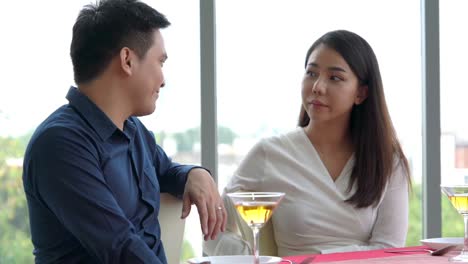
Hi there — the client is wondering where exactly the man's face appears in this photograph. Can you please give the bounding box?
[128,30,167,116]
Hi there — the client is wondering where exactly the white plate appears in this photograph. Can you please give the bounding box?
[187,255,283,264]
[420,237,463,250]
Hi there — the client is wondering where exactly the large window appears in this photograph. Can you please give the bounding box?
[0,2,85,262]
[140,1,203,261]
[216,0,423,246]
[0,0,201,262]
[1,0,461,263]
[440,0,468,237]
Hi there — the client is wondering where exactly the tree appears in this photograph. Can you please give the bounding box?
[171,126,238,152]
[173,128,199,152]
[0,135,34,263]
[405,183,464,246]
[4,130,463,261]
[218,126,237,145]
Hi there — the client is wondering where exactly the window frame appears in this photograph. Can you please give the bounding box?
[198,0,442,247]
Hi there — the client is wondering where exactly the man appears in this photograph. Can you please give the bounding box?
[22,0,226,263]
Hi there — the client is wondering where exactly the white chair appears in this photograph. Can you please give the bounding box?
[159,193,186,264]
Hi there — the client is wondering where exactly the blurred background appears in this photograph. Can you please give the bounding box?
[1,0,467,263]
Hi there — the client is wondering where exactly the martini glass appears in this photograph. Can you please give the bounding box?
[227,192,285,264]
[441,185,468,262]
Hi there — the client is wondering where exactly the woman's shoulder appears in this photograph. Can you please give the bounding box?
[251,128,310,162]
[261,127,306,147]
[387,154,410,189]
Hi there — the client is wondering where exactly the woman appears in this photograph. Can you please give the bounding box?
[205,30,411,257]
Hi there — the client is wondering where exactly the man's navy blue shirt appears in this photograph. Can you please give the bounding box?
[23,87,197,264]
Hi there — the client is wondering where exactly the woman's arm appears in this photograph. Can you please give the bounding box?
[203,140,268,255]
[203,194,252,255]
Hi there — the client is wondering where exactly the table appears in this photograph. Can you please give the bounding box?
[283,246,458,263]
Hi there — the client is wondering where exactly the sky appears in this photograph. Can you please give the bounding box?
[2,0,467,176]
[1,1,468,185]
[0,0,466,138]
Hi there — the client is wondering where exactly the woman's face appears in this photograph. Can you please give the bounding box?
[301,44,367,125]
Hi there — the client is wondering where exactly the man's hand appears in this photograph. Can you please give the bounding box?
[181,168,227,241]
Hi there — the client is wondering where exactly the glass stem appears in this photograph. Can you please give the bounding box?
[464,214,468,255]
[252,227,260,264]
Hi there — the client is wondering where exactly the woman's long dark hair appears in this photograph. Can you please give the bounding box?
[298,30,411,208]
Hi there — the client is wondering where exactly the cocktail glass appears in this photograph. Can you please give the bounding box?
[441,185,468,262]
[227,192,285,264]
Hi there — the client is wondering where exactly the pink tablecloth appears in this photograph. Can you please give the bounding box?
[308,253,458,264]
[283,246,452,263]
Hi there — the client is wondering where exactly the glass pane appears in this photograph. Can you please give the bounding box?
[0,2,88,262]
[0,0,201,262]
[216,0,422,246]
[142,1,201,262]
[440,0,468,238]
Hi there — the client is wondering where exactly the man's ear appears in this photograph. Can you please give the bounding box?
[119,47,133,76]
[355,85,368,105]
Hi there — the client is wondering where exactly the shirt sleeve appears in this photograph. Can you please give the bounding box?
[321,160,410,254]
[28,127,164,264]
[152,143,204,197]
[225,139,266,193]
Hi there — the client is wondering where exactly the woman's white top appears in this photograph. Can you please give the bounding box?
[204,128,409,257]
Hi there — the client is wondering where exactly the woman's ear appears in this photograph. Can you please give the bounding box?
[355,85,368,105]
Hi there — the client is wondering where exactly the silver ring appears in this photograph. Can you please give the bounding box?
[217,206,223,210]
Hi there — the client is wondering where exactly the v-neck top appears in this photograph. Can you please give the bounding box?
[209,128,409,256]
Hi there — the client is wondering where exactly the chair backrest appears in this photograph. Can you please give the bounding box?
[159,193,185,264]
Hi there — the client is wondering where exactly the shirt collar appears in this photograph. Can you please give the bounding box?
[66,86,118,141]
[123,118,137,141]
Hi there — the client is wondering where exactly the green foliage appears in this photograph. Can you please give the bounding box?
[170,126,238,152]
[180,239,195,263]
[173,128,200,152]
[218,126,237,145]
[406,184,422,245]
[441,190,465,237]
[405,183,464,246]
[0,135,34,264]
[0,131,465,263]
